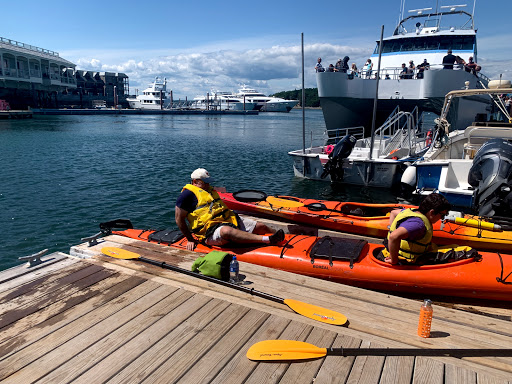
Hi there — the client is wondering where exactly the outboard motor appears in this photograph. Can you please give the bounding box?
[321,135,357,182]
[468,138,512,217]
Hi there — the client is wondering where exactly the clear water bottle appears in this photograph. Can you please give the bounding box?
[229,256,239,284]
[417,299,433,338]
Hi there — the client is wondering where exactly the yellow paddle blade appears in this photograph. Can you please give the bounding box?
[264,196,305,208]
[101,246,141,260]
[283,299,348,325]
[247,340,327,361]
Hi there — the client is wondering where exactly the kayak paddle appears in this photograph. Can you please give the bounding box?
[101,247,348,326]
[246,340,512,361]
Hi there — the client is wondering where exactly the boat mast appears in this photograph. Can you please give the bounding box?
[301,33,306,155]
[368,25,384,163]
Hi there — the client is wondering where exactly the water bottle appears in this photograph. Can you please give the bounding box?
[417,299,433,338]
[229,256,239,284]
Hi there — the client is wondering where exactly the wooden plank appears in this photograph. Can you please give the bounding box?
[0,284,178,382]
[380,355,415,384]
[209,316,294,384]
[0,273,145,349]
[243,319,317,384]
[476,374,511,384]
[36,291,210,383]
[137,302,249,383]
[0,253,70,285]
[0,268,115,331]
[278,327,338,384]
[0,274,148,360]
[0,257,78,294]
[445,364,477,384]
[313,334,362,384]
[0,262,97,308]
[174,309,271,384]
[412,357,445,384]
[346,340,386,384]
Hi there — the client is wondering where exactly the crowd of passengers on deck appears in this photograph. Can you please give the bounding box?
[314,50,482,80]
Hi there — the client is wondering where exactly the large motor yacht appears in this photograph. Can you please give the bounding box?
[236,85,299,112]
[317,2,492,135]
[126,77,169,110]
[191,91,257,111]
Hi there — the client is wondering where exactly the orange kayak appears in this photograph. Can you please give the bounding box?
[107,222,512,302]
[218,191,512,252]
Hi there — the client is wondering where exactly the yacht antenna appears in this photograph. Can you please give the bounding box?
[471,0,476,29]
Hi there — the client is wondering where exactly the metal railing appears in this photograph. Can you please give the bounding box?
[0,36,60,57]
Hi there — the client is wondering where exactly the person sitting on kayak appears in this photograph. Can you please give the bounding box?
[385,194,451,265]
[175,168,285,250]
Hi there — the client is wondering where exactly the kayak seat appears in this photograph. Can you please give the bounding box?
[148,229,184,245]
[340,204,395,218]
[310,236,367,269]
[373,246,480,266]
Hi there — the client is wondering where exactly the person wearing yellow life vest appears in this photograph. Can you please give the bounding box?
[175,168,285,251]
[385,193,451,265]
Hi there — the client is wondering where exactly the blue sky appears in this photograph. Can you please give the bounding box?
[2,0,510,98]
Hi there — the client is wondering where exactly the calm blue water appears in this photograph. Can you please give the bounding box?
[0,110,403,271]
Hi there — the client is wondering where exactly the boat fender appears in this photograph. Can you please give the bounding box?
[324,144,335,155]
[401,165,417,187]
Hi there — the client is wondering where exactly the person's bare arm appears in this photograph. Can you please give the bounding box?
[175,206,197,250]
[386,226,409,265]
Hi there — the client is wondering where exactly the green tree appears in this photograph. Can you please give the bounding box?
[271,88,320,108]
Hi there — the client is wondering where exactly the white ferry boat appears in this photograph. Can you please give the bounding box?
[126,77,169,110]
[236,85,299,112]
[190,91,257,111]
[317,2,492,135]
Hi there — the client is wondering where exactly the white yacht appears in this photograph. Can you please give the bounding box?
[317,2,492,135]
[236,85,299,112]
[126,77,170,110]
[190,90,257,111]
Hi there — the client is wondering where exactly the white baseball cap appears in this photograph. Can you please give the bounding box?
[191,168,214,183]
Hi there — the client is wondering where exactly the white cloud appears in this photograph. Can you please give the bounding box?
[69,43,371,98]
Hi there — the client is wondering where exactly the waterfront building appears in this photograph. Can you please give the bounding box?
[0,36,129,109]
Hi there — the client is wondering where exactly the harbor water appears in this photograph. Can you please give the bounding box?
[0,110,404,271]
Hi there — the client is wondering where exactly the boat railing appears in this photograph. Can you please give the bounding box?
[351,64,480,81]
[324,126,365,145]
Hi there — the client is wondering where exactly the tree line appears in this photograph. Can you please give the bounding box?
[270,88,320,108]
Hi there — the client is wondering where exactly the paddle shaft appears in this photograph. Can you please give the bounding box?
[328,347,512,357]
[138,256,285,304]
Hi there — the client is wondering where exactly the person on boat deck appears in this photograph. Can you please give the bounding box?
[350,63,359,77]
[442,49,457,69]
[416,59,430,79]
[407,60,415,79]
[315,57,324,72]
[364,59,373,78]
[175,168,285,251]
[399,63,408,79]
[327,64,335,72]
[464,56,480,74]
[334,59,343,72]
[384,194,451,266]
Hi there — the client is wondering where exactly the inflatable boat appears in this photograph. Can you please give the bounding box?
[102,220,512,302]
[218,190,512,252]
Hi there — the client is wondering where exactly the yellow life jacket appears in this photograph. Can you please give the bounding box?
[388,208,433,263]
[183,184,238,241]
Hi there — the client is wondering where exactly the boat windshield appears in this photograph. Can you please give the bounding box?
[374,35,475,54]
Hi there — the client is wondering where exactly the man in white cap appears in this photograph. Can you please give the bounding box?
[175,168,285,250]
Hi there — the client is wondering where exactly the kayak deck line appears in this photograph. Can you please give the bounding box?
[5,236,512,381]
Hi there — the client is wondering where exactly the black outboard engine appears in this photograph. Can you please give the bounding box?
[468,138,512,217]
[321,135,357,182]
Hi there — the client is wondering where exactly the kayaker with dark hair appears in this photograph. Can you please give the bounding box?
[175,168,284,250]
[385,194,451,265]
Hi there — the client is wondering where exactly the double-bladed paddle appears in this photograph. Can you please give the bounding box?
[247,340,512,361]
[101,247,348,326]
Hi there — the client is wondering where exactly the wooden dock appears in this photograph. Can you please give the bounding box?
[1,235,512,383]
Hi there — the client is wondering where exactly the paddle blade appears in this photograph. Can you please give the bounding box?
[247,340,327,361]
[101,246,141,260]
[283,299,348,325]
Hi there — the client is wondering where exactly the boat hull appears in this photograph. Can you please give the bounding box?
[113,228,512,302]
[218,191,512,252]
[317,69,491,134]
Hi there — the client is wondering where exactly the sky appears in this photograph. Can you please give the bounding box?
[2,0,511,98]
